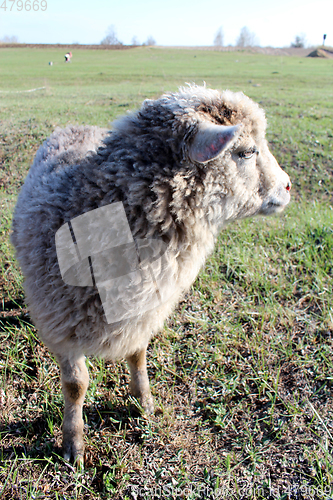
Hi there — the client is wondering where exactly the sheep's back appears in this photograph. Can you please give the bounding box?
[11,124,206,360]
[11,126,115,348]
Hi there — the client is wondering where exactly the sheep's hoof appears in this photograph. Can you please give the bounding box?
[63,440,85,469]
[140,393,155,415]
[75,454,85,472]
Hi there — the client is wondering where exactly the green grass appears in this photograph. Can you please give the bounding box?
[0,46,333,499]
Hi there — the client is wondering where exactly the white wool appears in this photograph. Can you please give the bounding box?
[11,85,290,362]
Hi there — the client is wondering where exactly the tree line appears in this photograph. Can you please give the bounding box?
[101,26,156,47]
[0,27,313,48]
[101,25,311,49]
[214,26,309,48]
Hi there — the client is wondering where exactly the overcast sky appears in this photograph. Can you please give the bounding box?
[0,0,330,47]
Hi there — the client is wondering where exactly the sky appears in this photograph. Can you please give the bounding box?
[0,0,331,48]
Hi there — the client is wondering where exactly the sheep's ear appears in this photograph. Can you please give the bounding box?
[189,123,240,163]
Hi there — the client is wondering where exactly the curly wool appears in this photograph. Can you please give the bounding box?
[11,85,286,361]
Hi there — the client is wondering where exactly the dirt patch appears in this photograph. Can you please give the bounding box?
[307,47,333,58]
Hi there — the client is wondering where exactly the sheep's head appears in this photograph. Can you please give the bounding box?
[167,86,291,226]
[184,87,291,224]
[112,85,291,231]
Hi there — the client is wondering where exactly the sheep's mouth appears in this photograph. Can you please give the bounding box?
[259,201,289,215]
[259,187,291,215]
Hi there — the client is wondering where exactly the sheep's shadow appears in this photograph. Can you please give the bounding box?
[0,398,145,462]
[0,301,30,331]
[0,415,63,461]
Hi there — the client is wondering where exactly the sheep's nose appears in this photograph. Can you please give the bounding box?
[286,181,292,192]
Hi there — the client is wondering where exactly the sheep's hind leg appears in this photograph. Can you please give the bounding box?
[57,353,89,466]
[127,347,154,414]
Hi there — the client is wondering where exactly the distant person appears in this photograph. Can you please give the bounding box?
[64,51,72,63]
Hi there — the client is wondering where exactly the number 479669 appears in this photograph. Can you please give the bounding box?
[1,0,47,11]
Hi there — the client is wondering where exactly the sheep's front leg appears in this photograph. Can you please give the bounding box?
[57,354,89,465]
[127,347,154,414]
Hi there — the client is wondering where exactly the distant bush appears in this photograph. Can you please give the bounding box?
[291,34,307,48]
[131,36,140,46]
[100,25,122,46]
[214,27,224,47]
[236,26,259,47]
[0,35,19,44]
[142,36,156,46]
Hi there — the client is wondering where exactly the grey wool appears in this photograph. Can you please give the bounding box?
[11,85,291,463]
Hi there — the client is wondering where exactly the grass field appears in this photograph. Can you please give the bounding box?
[0,46,333,499]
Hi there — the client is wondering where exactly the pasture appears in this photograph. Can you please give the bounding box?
[0,46,333,499]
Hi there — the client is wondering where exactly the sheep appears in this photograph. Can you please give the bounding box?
[11,85,291,465]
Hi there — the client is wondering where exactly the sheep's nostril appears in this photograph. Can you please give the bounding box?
[286,182,291,192]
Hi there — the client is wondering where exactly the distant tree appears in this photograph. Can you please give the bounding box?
[291,33,307,48]
[143,36,156,46]
[131,36,140,46]
[100,25,122,45]
[236,26,259,47]
[214,27,224,47]
[1,35,19,43]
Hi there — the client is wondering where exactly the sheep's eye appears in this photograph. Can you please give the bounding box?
[239,147,258,159]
